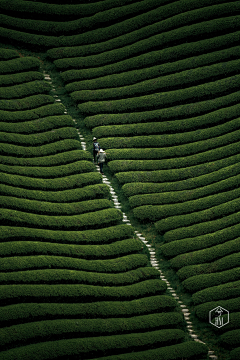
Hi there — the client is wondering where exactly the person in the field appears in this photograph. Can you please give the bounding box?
[93,137,100,163]
[97,149,107,174]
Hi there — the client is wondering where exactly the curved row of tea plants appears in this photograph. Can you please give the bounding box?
[46,1,240,358]
[0,47,200,360]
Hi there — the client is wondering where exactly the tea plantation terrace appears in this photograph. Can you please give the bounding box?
[0,0,240,359]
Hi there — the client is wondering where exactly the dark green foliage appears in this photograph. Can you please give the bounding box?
[192,280,240,305]
[0,57,40,74]
[164,211,240,243]
[134,187,240,222]
[195,301,240,321]
[1,207,122,230]
[0,224,133,245]
[116,152,240,184]
[230,347,240,360]
[70,59,240,102]
[93,104,240,138]
[0,94,54,111]
[78,74,240,115]
[0,0,159,34]
[1,150,92,166]
[0,328,183,360]
[221,330,240,347]
[0,265,157,285]
[0,139,81,157]
[0,183,109,203]
[0,279,167,304]
[0,253,148,273]
[0,115,73,134]
[0,71,43,86]
[155,196,240,233]
[0,80,51,99]
[0,161,94,178]
[84,90,240,128]
[172,241,240,272]
[161,223,240,258]
[91,341,208,360]
[55,15,240,70]
[0,103,65,122]
[108,142,240,174]
[0,171,102,190]
[0,48,19,60]
[68,46,240,92]
[182,268,240,293]
[1,196,111,215]
[129,174,240,208]
[0,127,78,146]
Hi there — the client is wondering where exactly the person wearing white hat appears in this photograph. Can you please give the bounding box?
[93,137,100,163]
[97,149,107,174]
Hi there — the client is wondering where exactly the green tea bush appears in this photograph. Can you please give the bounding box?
[0,94,54,111]
[195,300,240,321]
[0,224,133,245]
[90,341,208,360]
[108,142,240,174]
[0,80,51,99]
[116,152,240,184]
[0,264,157,286]
[192,280,240,305]
[0,57,40,74]
[0,161,94,178]
[71,59,240,102]
[0,279,166,304]
[0,48,19,60]
[123,161,240,197]
[172,239,240,272]
[55,15,240,70]
[78,74,240,115]
[102,129,240,155]
[0,71,43,86]
[48,0,233,59]
[230,347,240,359]
[129,174,240,208]
[134,187,240,222]
[0,127,78,146]
[155,196,240,233]
[182,268,240,293]
[0,0,159,31]
[0,328,183,360]
[0,313,183,349]
[0,183,109,203]
[164,211,240,243]
[84,90,240,128]
[0,253,147,273]
[161,223,240,258]
[1,196,111,215]
[1,150,91,166]
[220,330,240,347]
[93,104,240,137]
[0,139,81,157]
[1,207,122,230]
[0,103,65,122]
[0,295,176,325]
[0,171,102,190]
[0,115,73,134]
[68,46,240,92]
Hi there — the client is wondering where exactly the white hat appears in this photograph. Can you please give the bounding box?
[93,137,97,140]
[99,149,104,152]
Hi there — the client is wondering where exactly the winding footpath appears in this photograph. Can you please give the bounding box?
[43,70,217,360]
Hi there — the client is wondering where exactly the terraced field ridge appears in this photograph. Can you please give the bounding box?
[0,46,207,359]
[1,0,240,359]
